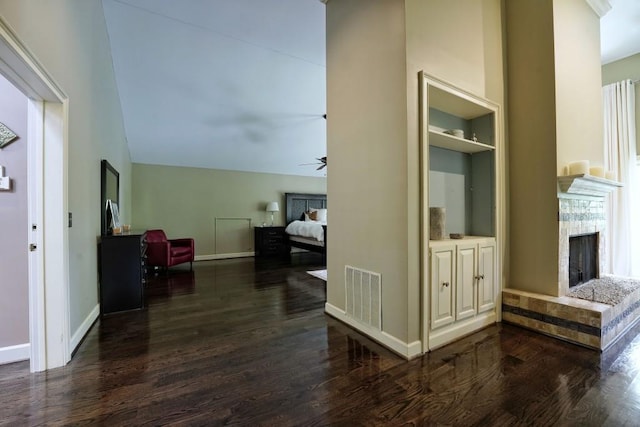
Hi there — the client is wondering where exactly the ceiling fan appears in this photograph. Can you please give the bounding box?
[300,156,326,170]
[300,114,327,170]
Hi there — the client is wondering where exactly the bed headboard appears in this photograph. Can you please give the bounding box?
[285,193,327,224]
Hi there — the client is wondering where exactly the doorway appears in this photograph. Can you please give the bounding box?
[0,73,29,364]
[0,17,70,371]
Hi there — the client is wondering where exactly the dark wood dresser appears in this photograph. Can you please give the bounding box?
[254,226,290,257]
[99,232,147,315]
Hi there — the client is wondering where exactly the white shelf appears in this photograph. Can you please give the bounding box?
[557,174,622,197]
[428,81,495,119]
[428,127,494,153]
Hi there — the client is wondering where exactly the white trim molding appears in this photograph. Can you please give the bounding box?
[70,304,99,354]
[585,0,612,17]
[195,252,255,261]
[325,303,423,360]
[0,343,30,365]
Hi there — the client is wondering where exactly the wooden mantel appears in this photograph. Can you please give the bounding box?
[557,174,622,197]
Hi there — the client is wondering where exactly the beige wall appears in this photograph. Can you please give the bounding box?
[602,53,640,154]
[505,0,560,295]
[326,0,505,345]
[554,0,604,173]
[132,163,326,256]
[0,1,132,334]
[505,0,603,296]
[326,0,410,341]
[0,74,29,348]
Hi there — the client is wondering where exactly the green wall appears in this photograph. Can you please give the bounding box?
[132,163,326,257]
[602,53,640,154]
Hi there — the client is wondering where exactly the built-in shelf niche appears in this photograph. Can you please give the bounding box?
[425,76,498,238]
[421,72,503,353]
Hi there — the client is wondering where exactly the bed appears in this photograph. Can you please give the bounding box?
[284,192,327,256]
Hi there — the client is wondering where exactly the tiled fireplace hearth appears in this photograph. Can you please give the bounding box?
[503,175,640,350]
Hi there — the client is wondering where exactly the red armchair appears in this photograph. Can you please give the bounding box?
[145,229,194,272]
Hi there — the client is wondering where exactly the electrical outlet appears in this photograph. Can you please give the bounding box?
[0,176,10,190]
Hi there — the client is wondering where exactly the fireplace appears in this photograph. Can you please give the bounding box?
[558,197,607,296]
[502,176,630,350]
[569,233,599,287]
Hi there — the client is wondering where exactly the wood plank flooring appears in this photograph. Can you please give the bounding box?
[2,253,640,426]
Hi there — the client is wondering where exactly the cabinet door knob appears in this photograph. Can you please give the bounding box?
[442,282,449,287]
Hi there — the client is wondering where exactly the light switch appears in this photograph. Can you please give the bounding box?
[0,176,10,190]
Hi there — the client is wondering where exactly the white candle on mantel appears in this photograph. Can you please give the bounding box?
[589,166,605,178]
[568,160,590,175]
[605,170,617,181]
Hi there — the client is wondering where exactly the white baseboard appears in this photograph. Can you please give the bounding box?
[195,252,255,261]
[70,304,99,354]
[428,312,496,350]
[0,343,30,365]
[325,302,423,360]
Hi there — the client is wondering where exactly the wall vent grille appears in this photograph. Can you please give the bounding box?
[345,265,381,330]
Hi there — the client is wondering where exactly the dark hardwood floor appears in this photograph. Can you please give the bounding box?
[2,253,640,426]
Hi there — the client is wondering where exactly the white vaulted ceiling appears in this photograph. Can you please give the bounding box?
[102,0,636,178]
[600,0,640,64]
[102,0,326,177]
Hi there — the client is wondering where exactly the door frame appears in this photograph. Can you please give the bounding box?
[0,17,70,371]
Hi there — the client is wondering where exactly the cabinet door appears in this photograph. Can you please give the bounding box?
[456,243,477,321]
[430,245,455,330]
[477,241,496,313]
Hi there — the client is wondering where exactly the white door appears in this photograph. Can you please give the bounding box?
[477,241,496,313]
[430,245,455,329]
[456,243,477,320]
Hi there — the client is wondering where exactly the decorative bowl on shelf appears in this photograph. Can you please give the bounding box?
[450,233,465,239]
[444,129,464,139]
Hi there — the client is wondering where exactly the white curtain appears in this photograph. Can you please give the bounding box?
[603,80,639,277]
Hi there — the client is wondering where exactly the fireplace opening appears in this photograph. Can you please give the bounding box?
[569,233,598,288]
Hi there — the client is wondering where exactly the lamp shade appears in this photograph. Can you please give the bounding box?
[266,201,280,212]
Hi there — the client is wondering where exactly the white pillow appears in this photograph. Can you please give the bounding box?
[310,208,327,223]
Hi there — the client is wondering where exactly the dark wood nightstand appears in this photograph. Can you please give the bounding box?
[254,226,290,257]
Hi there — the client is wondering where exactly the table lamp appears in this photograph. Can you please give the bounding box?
[266,201,279,226]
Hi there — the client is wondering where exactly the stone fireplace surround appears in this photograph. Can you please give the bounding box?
[503,175,640,350]
[558,197,606,296]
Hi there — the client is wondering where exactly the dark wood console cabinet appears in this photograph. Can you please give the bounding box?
[254,226,289,257]
[99,232,146,315]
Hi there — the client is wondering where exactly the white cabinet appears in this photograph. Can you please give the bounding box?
[428,238,497,349]
[430,244,455,329]
[477,241,496,313]
[456,242,477,321]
